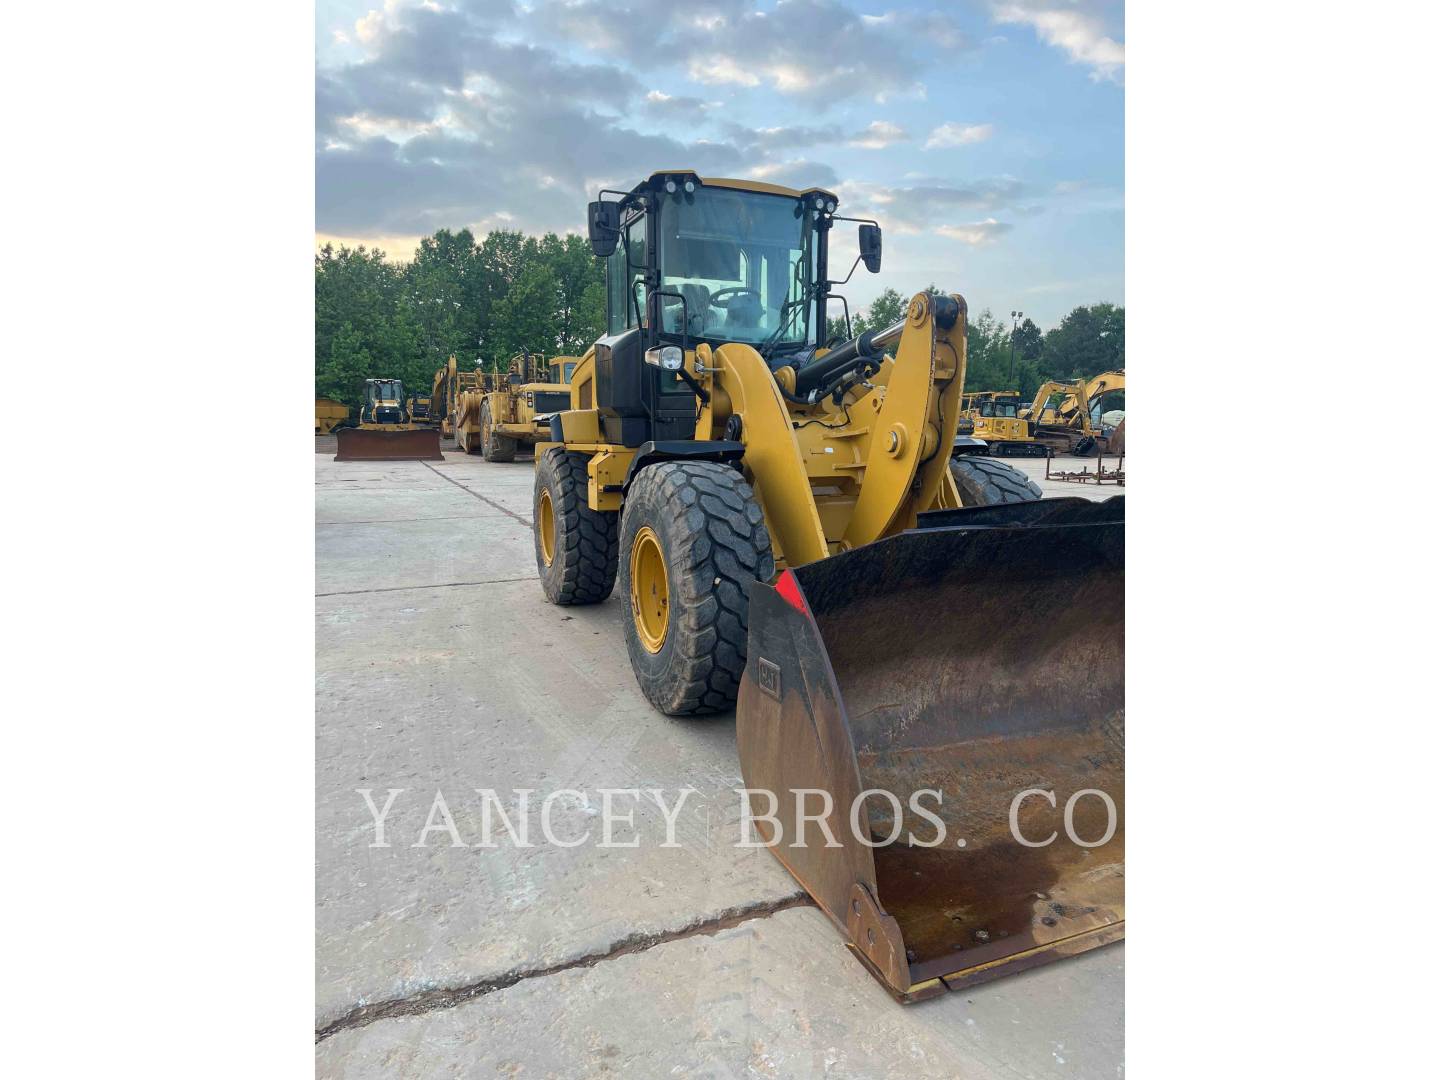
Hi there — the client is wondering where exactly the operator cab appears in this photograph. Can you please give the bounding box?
[978,396,1021,419]
[585,172,881,447]
[363,379,407,424]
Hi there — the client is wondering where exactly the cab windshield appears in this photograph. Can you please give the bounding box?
[369,380,402,402]
[657,186,815,349]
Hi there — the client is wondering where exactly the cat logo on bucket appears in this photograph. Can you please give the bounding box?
[757,657,781,700]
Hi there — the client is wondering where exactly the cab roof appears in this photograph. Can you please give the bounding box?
[631,170,838,205]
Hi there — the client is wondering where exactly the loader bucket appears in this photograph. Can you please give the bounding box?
[736,496,1123,1002]
[334,426,443,462]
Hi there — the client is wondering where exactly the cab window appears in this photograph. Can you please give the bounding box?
[606,213,647,335]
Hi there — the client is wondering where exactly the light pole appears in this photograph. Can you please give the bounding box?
[1007,310,1024,385]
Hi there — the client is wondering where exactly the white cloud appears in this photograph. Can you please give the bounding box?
[688,54,761,87]
[355,10,386,46]
[924,122,994,149]
[747,159,840,189]
[535,0,940,102]
[991,2,1124,82]
[849,120,909,149]
[936,219,1013,245]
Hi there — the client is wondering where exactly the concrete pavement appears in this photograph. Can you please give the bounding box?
[315,438,1124,1076]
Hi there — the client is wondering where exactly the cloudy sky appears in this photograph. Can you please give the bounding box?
[316,0,1123,327]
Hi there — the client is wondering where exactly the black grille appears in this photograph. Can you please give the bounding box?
[532,391,570,414]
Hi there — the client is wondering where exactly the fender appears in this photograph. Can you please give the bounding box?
[621,440,745,491]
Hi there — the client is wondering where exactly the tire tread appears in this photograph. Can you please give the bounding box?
[622,462,774,716]
[536,448,618,605]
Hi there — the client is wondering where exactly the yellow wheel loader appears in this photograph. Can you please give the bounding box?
[334,378,443,461]
[530,172,1122,1002]
[1022,370,1125,456]
[455,352,578,461]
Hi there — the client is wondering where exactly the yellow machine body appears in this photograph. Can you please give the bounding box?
[431,356,483,439]
[1022,370,1125,455]
[455,353,579,461]
[315,397,349,435]
[959,391,1047,456]
[334,378,442,461]
[530,172,1124,1002]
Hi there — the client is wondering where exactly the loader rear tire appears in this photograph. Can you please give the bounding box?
[481,400,517,463]
[619,461,775,717]
[950,456,1043,505]
[534,449,618,605]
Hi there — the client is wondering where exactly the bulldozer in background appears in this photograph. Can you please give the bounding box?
[333,378,443,461]
[454,351,579,461]
[958,390,1048,457]
[1022,370,1125,456]
[525,171,1123,1002]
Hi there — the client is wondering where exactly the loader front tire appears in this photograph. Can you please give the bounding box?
[534,449,618,605]
[619,462,775,717]
[950,456,1043,505]
[481,400,517,462]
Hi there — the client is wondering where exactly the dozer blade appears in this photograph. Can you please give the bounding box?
[736,496,1123,1002]
[334,426,443,462]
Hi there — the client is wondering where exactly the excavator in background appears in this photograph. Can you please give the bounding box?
[524,171,1122,1002]
[959,390,1048,456]
[454,352,579,461]
[1022,370,1125,455]
[333,378,443,461]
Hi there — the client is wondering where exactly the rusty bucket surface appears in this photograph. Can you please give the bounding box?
[334,426,443,462]
[736,496,1124,1001]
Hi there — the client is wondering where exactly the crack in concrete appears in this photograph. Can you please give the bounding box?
[316,515,496,526]
[315,892,813,1043]
[420,461,533,528]
[316,576,537,598]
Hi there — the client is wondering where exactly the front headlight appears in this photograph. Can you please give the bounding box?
[644,345,684,371]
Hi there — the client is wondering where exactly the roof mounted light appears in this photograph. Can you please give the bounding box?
[812,195,825,209]
[826,200,837,212]
[665,179,678,193]
[684,179,696,193]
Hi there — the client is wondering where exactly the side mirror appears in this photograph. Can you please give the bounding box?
[588,200,621,257]
[858,224,882,273]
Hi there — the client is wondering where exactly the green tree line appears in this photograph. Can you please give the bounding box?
[832,287,1124,402]
[317,229,1123,410]
[315,229,604,408]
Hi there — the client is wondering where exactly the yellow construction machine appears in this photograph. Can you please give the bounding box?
[431,356,482,440]
[315,397,349,435]
[958,390,1048,456]
[408,393,434,425]
[1022,370,1125,455]
[454,352,578,461]
[527,172,1123,1002]
[333,378,443,461]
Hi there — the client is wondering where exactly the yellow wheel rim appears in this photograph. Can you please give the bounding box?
[629,526,669,653]
[538,489,556,567]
